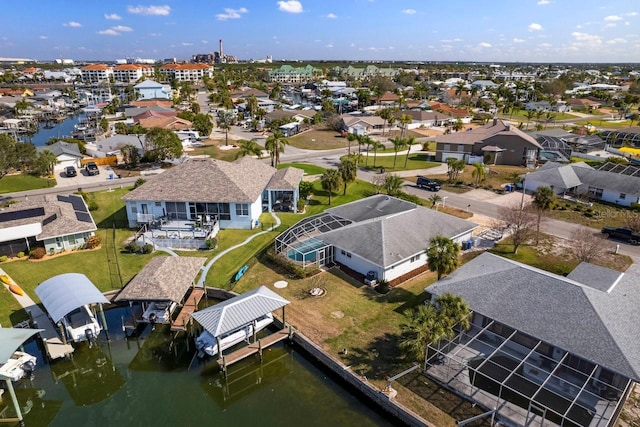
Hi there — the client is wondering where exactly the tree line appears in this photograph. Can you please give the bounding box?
[0,134,59,178]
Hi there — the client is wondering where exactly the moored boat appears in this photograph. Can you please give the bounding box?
[0,351,37,382]
[195,313,274,358]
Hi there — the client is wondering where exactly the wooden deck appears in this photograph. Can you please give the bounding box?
[171,287,205,332]
[218,328,291,371]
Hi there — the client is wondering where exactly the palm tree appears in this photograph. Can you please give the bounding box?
[400,304,448,362]
[14,99,30,116]
[390,137,406,169]
[435,293,471,332]
[370,139,385,168]
[217,110,235,146]
[338,158,357,195]
[403,136,415,168]
[235,139,263,159]
[360,135,373,166]
[532,186,556,245]
[384,174,403,196]
[399,114,412,139]
[37,149,58,176]
[346,133,358,155]
[246,95,258,118]
[428,194,442,209]
[471,162,486,187]
[320,168,342,205]
[525,110,535,130]
[264,130,289,167]
[454,80,466,106]
[544,111,555,129]
[426,235,460,280]
[378,108,393,136]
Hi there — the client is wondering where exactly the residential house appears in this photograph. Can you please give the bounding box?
[229,87,270,103]
[121,157,304,229]
[133,80,172,100]
[80,64,113,84]
[340,113,385,135]
[158,63,213,82]
[133,110,192,130]
[276,195,477,285]
[375,91,400,107]
[86,134,146,158]
[395,110,454,129]
[566,98,602,111]
[425,252,639,427]
[113,64,154,84]
[524,101,570,113]
[265,109,315,125]
[37,141,83,171]
[523,161,640,206]
[0,194,97,257]
[471,80,499,91]
[434,118,541,166]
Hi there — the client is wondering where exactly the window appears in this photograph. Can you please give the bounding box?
[235,203,249,216]
[410,254,420,262]
[443,144,451,151]
[620,193,626,200]
[155,202,161,207]
[131,206,138,213]
[68,236,76,246]
[457,145,465,152]
[588,186,603,198]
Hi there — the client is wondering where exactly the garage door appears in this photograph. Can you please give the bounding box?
[442,152,465,161]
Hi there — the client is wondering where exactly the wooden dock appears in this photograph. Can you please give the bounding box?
[218,327,291,373]
[171,287,205,332]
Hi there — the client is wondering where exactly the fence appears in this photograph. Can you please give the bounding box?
[81,156,117,167]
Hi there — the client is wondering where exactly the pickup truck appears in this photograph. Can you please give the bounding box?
[601,226,640,245]
[85,162,100,176]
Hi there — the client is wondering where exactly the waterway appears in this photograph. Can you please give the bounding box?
[6,306,394,427]
[28,114,84,147]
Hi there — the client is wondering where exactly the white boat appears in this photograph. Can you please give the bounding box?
[62,305,102,343]
[195,313,274,357]
[141,301,178,324]
[0,351,37,382]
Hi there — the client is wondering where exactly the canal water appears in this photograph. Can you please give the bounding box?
[9,306,394,427]
[28,114,84,147]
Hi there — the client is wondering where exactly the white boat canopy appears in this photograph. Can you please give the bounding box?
[0,327,43,366]
[35,273,109,324]
[191,286,289,339]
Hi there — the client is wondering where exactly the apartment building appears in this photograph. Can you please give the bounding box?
[80,64,113,84]
[158,63,213,82]
[113,64,155,84]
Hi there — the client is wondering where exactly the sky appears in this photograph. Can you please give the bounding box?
[1,0,640,63]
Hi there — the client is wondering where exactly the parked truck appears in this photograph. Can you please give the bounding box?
[601,226,640,245]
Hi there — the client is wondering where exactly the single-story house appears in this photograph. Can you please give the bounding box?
[340,114,385,135]
[394,110,454,128]
[523,161,640,206]
[121,157,304,229]
[0,194,96,257]
[86,134,146,158]
[37,141,83,171]
[425,252,640,427]
[434,118,541,167]
[275,195,477,285]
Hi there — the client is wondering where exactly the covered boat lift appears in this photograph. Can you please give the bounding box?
[114,256,207,332]
[0,327,43,425]
[191,286,290,373]
[35,273,110,344]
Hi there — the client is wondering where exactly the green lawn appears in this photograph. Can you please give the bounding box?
[573,118,634,129]
[500,110,578,122]
[0,174,56,194]
[359,153,440,172]
[277,163,326,175]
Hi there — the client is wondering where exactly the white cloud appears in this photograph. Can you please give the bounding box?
[453,38,463,42]
[63,21,82,27]
[98,29,119,36]
[350,42,356,48]
[216,7,248,20]
[39,35,47,39]
[528,23,542,31]
[111,25,133,32]
[537,0,550,4]
[626,12,638,17]
[326,13,337,19]
[604,15,623,21]
[277,1,303,13]
[606,38,627,44]
[604,23,617,29]
[478,42,492,48]
[104,13,121,20]
[402,9,416,14]
[326,43,333,48]
[201,40,208,44]
[513,38,525,43]
[127,5,171,16]
[539,43,552,48]
[182,42,193,46]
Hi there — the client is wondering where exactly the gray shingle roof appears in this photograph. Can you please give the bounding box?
[114,256,206,303]
[267,167,304,190]
[574,167,640,196]
[525,163,583,190]
[436,119,542,148]
[566,261,624,292]
[428,252,640,380]
[0,194,96,241]
[191,286,289,337]
[320,196,477,267]
[36,141,82,158]
[122,157,277,203]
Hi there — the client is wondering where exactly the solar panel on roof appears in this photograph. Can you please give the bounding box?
[69,195,88,213]
[0,207,45,223]
[56,194,70,203]
[75,211,93,223]
[42,213,57,226]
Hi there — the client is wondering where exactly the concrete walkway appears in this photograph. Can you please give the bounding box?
[197,211,282,287]
[0,267,74,359]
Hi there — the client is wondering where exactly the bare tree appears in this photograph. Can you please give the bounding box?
[371,173,386,194]
[498,202,537,254]
[569,226,609,263]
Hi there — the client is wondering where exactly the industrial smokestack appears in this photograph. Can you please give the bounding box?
[219,39,223,61]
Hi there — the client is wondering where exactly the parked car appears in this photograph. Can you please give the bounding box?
[601,226,640,245]
[65,166,77,177]
[85,162,100,176]
[416,176,441,191]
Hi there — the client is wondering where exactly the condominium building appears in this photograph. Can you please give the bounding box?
[80,64,113,84]
[113,64,155,84]
[158,63,213,82]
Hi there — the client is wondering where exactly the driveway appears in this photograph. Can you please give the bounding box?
[53,164,120,190]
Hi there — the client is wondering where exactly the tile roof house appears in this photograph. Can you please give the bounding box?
[425,252,639,427]
[275,195,477,285]
[434,118,541,166]
[523,161,640,207]
[0,194,97,257]
[121,157,304,229]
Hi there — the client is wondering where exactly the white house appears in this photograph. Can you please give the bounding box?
[133,80,172,100]
[37,141,83,171]
[121,157,304,229]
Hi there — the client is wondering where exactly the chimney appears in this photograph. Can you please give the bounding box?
[219,39,224,61]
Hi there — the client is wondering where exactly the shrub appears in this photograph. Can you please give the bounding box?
[142,244,154,254]
[422,142,430,151]
[262,247,306,279]
[125,241,141,253]
[630,202,640,212]
[17,252,25,258]
[30,247,46,260]
[299,181,313,200]
[205,238,218,250]
[0,255,7,262]
[375,280,391,294]
[87,200,99,211]
[85,235,102,249]
[394,191,423,206]
[133,178,147,189]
